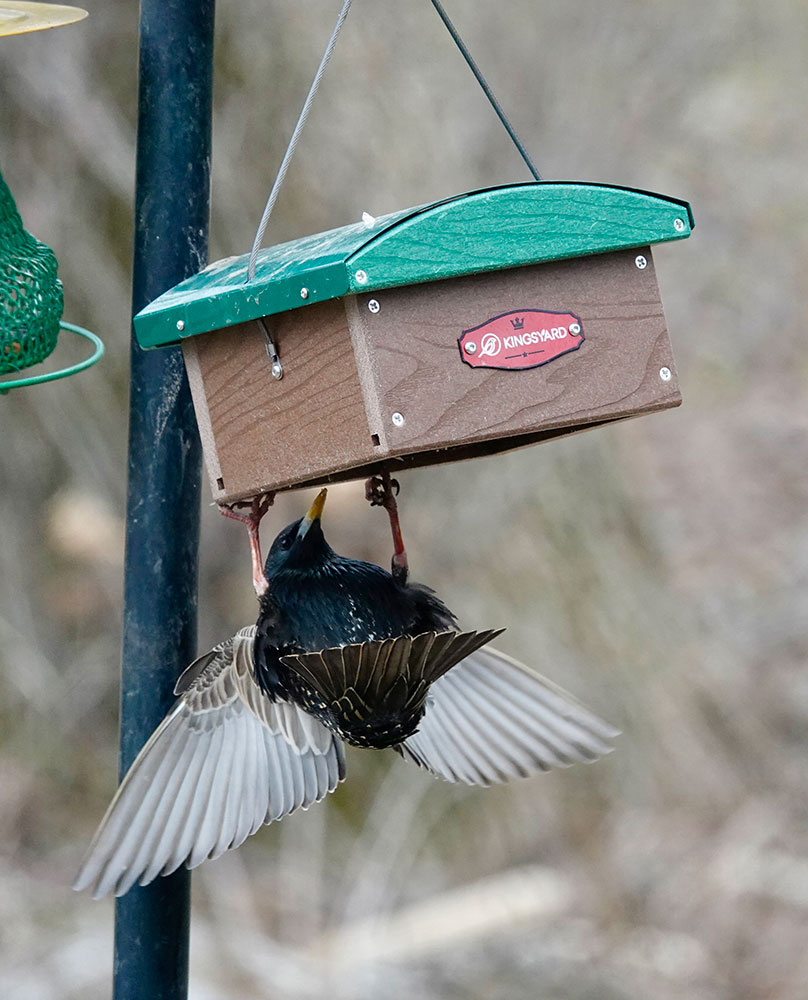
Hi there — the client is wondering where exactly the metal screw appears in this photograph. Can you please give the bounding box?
[355,269,368,285]
[176,319,185,331]
[271,361,284,380]
[368,299,380,314]
[569,322,581,335]
[300,287,309,299]
[674,218,685,232]
[659,367,672,382]
[391,412,405,427]
[464,341,477,355]
[635,255,648,270]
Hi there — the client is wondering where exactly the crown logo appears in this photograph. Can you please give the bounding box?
[510,316,525,330]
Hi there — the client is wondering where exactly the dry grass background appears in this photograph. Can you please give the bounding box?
[1,0,807,997]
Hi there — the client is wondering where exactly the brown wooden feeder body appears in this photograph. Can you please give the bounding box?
[134,183,693,502]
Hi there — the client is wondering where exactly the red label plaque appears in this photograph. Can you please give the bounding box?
[458,309,584,371]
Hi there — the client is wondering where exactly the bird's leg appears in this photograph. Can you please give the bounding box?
[219,492,275,598]
[365,471,408,584]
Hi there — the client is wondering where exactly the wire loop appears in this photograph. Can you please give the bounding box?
[0,321,104,393]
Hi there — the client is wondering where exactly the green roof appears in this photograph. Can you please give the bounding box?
[134,182,693,349]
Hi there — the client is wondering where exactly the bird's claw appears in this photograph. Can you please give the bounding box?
[218,492,275,598]
[364,476,384,506]
[364,473,408,584]
[219,492,274,527]
[365,474,400,508]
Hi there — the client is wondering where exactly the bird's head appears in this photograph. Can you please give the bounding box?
[264,488,335,579]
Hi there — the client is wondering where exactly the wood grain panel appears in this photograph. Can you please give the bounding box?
[182,338,223,495]
[193,300,376,501]
[349,247,680,458]
[187,248,681,500]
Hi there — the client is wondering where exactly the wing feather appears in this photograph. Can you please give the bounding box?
[455,669,569,769]
[400,646,618,785]
[161,720,226,878]
[128,726,204,888]
[210,705,246,861]
[74,628,345,898]
[187,703,239,870]
[428,698,485,784]
[431,683,514,784]
[88,718,191,899]
[265,725,292,821]
[459,668,593,766]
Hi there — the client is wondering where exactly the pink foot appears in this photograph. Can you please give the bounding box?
[219,492,275,597]
[365,472,408,584]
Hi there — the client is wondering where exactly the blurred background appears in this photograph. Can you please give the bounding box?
[1,0,806,997]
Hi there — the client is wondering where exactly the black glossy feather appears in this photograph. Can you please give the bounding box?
[253,514,478,748]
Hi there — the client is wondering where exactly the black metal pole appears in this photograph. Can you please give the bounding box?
[114,0,214,997]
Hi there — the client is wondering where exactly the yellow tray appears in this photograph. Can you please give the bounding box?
[0,1,87,36]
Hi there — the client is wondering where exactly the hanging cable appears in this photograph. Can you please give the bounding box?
[248,0,540,282]
[248,0,354,281]
[428,0,541,181]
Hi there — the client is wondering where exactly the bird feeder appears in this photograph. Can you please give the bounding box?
[0,168,63,372]
[0,3,103,394]
[134,181,692,502]
[0,166,102,396]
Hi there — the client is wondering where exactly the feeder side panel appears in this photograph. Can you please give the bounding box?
[192,300,375,501]
[347,248,680,459]
[182,339,224,494]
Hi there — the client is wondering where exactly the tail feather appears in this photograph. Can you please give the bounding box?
[280,629,504,748]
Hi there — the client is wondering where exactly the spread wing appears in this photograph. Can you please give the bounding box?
[73,627,345,899]
[398,645,618,785]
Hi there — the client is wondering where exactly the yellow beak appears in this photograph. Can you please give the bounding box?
[306,488,327,522]
[298,488,327,538]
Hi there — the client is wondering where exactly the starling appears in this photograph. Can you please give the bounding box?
[74,489,618,899]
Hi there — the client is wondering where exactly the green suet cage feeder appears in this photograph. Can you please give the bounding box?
[0,169,64,373]
[0,3,102,394]
[0,170,104,393]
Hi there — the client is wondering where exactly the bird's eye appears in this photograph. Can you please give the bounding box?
[280,535,293,550]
